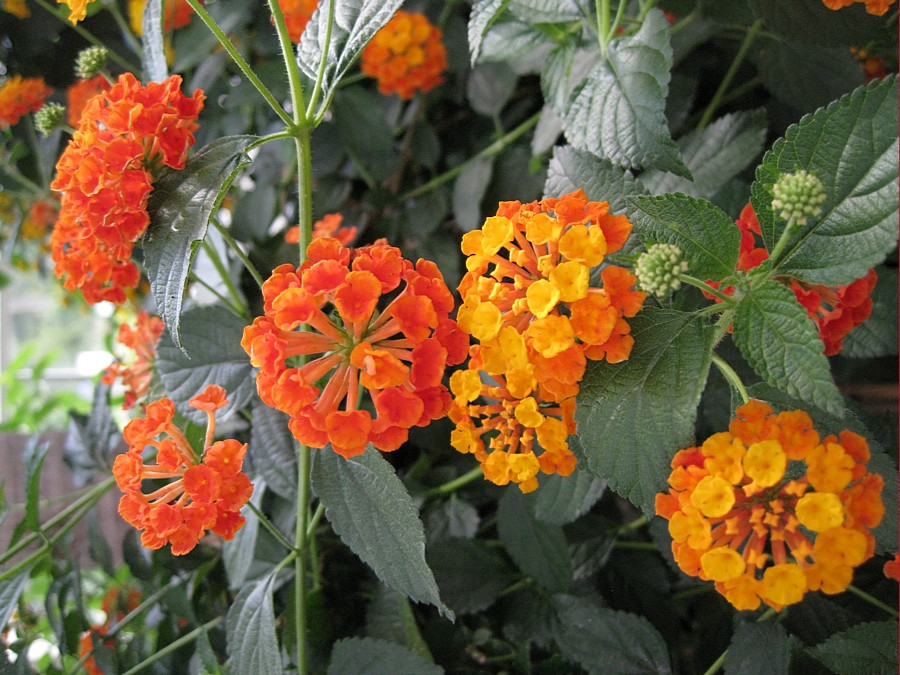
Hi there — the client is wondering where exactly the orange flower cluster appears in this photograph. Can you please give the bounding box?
[821,0,894,15]
[0,75,52,129]
[884,553,900,581]
[656,400,884,611]
[50,73,204,304]
[276,0,319,42]
[360,10,447,99]
[242,237,468,458]
[113,385,253,555]
[285,212,358,247]
[102,311,165,409]
[79,586,142,675]
[66,74,112,127]
[451,190,646,492]
[708,203,876,356]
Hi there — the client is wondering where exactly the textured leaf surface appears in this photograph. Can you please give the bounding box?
[544,146,646,213]
[425,496,480,543]
[0,568,31,632]
[564,9,689,177]
[468,0,508,65]
[145,135,255,348]
[628,193,741,281]
[723,621,794,675]
[226,575,282,675]
[427,538,515,615]
[751,77,898,285]
[248,400,297,500]
[155,304,256,423]
[328,637,442,675]
[552,595,672,674]
[733,280,843,415]
[532,469,606,526]
[363,585,433,660]
[541,44,598,116]
[575,308,715,514]
[807,621,898,675]
[311,446,452,618]
[508,0,582,22]
[296,0,404,107]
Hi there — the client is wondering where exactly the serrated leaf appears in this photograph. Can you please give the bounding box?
[724,621,794,675]
[141,0,168,83]
[0,568,31,632]
[751,77,898,286]
[469,0,509,65]
[426,538,516,615]
[332,87,399,183]
[575,308,715,514]
[328,637,442,675]
[552,595,672,675]
[467,61,518,117]
[144,135,255,349]
[310,446,452,619]
[544,145,646,213]
[533,469,606,526]
[226,575,282,675]
[641,110,767,198]
[628,193,742,280]
[296,0,404,110]
[807,621,898,675]
[563,9,689,178]
[497,488,572,593]
[154,304,256,423]
[733,280,843,415]
[508,0,582,23]
[249,400,297,501]
[541,44,599,117]
[479,17,554,63]
[837,265,898,359]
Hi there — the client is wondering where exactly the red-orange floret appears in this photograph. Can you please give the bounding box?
[102,311,165,410]
[276,0,319,42]
[66,74,112,127]
[0,75,52,128]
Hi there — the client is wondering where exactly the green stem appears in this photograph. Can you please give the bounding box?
[846,584,899,618]
[199,238,246,314]
[617,514,649,535]
[210,218,265,290]
[679,274,735,304]
[613,541,659,551]
[607,0,628,44]
[765,216,798,272]
[189,271,247,321]
[304,0,336,121]
[399,112,541,202]
[425,466,484,498]
[104,0,142,56]
[268,0,308,133]
[121,617,223,675]
[294,445,311,675]
[186,0,293,126]
[596,0,610,54]
[711,353,749,404]
[247,499,296,552]
[696,19,763,129]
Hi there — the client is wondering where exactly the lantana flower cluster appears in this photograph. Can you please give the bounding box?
[0,75,53,129]
[656,400,884,611]
[102,311,165,410]
[360,10,447,99]
[276,0,319,42]
[113,385,253,555]
[50,73,204,304]
[242,237,468,458]
[821,0,895,16]
[451,189,646,492]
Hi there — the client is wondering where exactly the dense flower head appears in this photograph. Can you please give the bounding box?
[884,553,899,581]
[276,0,319,42]
[75,46,109,80]
[242,237,467,458]
[451,190,645,491]
[50,73,204,304]
[360,10,447,99]
[34,102,66,136]
[102,311,166,410]
[113,385,253,555]
[821,0,895,16]
[655,400,884,611]
[285,212,358,247]
[636,243,688,298]
[66,74,112,127]
[771,170,826,225]
[0,75,53,129]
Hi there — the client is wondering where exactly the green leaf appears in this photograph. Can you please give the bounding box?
[641,110,767,199]
[310,446,453,619]
[840,265,898,359]
[140,0,168,83]
[332,87,399,183]
[328,637,442,675]
[497,487,572,593]
[24,436,48,534]
[223,479,263,590]
[364,585,433,661]
[425,495,480,543]
[467,61,518,117]
[750,0,887,48]
[0,567,31,632]
[751,76,898,286]
[154,304,256,423]
[226,574,282,675]
[532,469,606,526]
[296,0,404,110]
[564,9,690,178]
[453,156,495,232]
[733,280,843,415]
[552,595,673,675]
[64,382,123,483]
[541,44,599,117]
[807,621,898,675]
[627,193,742,281]
[544,145,647,214]
[724,621,795,675]
[426,538,515,615]
[575,308,716,515]
[508,0,582,23]
[468,0,509,65]
[479,17,554,63]
[144,135,255,349]
[248,400,297,501]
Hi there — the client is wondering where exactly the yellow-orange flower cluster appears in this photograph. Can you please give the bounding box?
[242,237,468,458]
[451,189,646,492]
[50,73,204,304]
[0,75,52,129]
[821,0,894,16]
[360,10,447,100]
[656,400,884,611]
[113,385,253,555]
[102,311,165,409]
[57,0,96,24]
[276,0,319,42]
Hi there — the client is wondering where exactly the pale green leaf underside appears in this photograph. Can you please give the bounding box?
[468,0,508,65]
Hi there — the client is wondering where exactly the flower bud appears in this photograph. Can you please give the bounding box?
[75,46,109,80]
[636,243,688,298]
[771,170,826,225]
[34,102,66,136]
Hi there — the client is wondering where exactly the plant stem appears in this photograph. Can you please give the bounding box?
[846,584,899,618]
[304,0,336,121]
[210,218,265,290]
[425,466,484,498]
[294,445,311,674]
[696,19,763,129]
[711,353,749,404]
[199,238,246,316]
[247,499,296,552]
[121,617,223,675]
[617,514,649,534]
[596,0,610,54]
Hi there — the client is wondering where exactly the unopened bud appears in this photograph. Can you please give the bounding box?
[636,243,688,298]
[75,46,109,80]
[34,102,65,136]
[771,170,826,225]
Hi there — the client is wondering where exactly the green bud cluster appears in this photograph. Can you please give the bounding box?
[75,46,109,80]
[635,243,688,298]
[34,102,65,136]
[771,170,826,225]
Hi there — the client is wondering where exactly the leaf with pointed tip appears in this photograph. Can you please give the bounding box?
[226,574,282,675]
[144,135,255,349]
[724,621,795,675]
[564,9,689,178]
[248,400,297,501]
[544,146,646,214]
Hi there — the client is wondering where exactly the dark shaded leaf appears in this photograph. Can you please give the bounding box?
[807,621,898,675]
[427,537,516,615]
[226,574,282,675]
[723,620,795,675]
[328,636,442,675]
